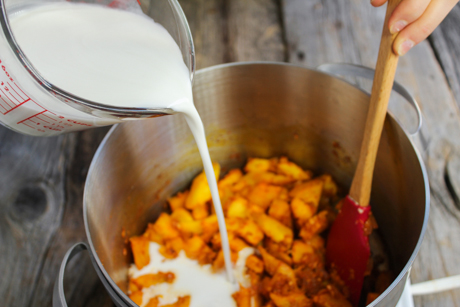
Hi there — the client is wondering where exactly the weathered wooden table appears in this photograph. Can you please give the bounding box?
[1,0,460,306]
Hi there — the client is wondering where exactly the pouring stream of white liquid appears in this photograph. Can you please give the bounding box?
[10,2,234,282]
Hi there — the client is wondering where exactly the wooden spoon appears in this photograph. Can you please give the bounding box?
[326,0,402,305]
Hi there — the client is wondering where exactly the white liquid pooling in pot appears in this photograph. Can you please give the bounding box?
[10,2,234,282]
[129,243,254,307]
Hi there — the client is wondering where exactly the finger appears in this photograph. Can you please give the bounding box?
[388,0,431,34]
[371,0,388,7]
[393,0,459,56]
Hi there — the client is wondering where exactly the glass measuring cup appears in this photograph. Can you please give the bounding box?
[0,0,195,136]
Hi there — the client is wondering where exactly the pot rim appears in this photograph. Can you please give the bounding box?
[83,61,430,306]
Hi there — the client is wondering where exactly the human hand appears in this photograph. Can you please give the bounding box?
[371,0,460,55]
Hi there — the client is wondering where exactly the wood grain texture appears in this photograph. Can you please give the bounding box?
[429,3,460,109]
[282,0,460,306]
[0,127,71,307]
[179,0,228,68]
[28,128,112,307]
[0,126,112,307]
[227,0,285,62]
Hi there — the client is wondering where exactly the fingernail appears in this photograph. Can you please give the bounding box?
[390,20,408,34]
[397,40,414,56]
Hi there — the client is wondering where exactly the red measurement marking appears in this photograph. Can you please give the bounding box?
[7,82,25,100]
[17,110,46,124]
[3,98,30,115]
[41,113,57,121]
[15,104,76,133]
[13,81,27,97]
[0,80,32,115]
[36,115,51,124]
[0,88,13,109]
[2,86,20,103]
[0,102,7,112]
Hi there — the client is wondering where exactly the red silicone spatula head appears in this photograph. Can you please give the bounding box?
[326,196,371,305]
[326,0,402,305]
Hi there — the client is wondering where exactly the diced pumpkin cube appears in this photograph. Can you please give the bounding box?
[184,235,216,265]
[299,211,329,240]
[185,163,220,209]
[232,287,252,307]
[145,297,159,307]
[277,157,312,180]
[212,249,238,271]
[212,249,225,271]
[129,290,144,306]
[159,237,185,259]
[219,169,243,188]
[305,235,326,254]
[289,179,324,207]
[246,254,265,274]
[291,197,316,226]
[248,183,283,210]
[132,272,175,288]
[130,236,150,269]
[318,174,338,197]
[192,204,209,220]
[128,279,140,293]
[154,213,180,240]
[245,158,272,173]
[227,197,249,218]
[291,240,317,265]
[264,237,292,265]
[270,263,299,295]
[251,211,293,248]
[258,246,283,276]
[268,199,293,228]
[143,223,164,244]
[201,215,219,242]
[167,191,189,211]
[236,219,264,246]
[229,232,251,252]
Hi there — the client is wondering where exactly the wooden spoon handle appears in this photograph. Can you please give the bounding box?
[349,0,403,206]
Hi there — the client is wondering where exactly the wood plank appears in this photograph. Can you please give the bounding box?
[0,127,72,306]
[429,3,460,109]
[0,126,112,307]
[27,127,113,307]
[282,0,460,306]
[227,0,285,62]
[179,0,228,68]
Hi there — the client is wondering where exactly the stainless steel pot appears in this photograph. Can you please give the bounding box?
[54,62,429,307]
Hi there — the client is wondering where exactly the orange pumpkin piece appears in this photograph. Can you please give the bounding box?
[232,287,252,307]
[248,183,283,210]
[128,290,143,306]
[132,272,175,288]
[130,236,150,269]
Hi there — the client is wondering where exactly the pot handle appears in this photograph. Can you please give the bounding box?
[317,63,422,136]
[53,242,131,307]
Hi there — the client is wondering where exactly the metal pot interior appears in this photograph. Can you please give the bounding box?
[84,62,429,306]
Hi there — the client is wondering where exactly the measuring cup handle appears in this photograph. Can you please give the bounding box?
[317,63,422,136]
[53,242,130,307]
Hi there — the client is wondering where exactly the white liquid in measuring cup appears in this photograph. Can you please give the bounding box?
[8,0,235,295]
